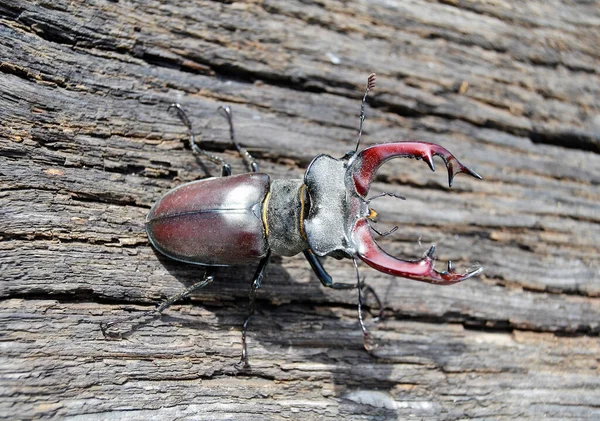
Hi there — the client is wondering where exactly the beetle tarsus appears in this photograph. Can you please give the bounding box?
[100,273,214,337]
[168,103,232,175]
[360,284,385,321]
[353,259,378,352]
[100,310,158,338]
[154,274,215,313]
[218,105,260,173]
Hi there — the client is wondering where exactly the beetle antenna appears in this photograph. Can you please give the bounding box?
[355,73,377,153]
[168,103,232,176]
[370,224,398,237]
[366,191,406,203]
[366,192,403,236]
[217,105,259,173]
[353,258,376,351]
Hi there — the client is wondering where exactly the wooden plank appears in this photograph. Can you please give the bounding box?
[1,0,598,419]
[2,299,599,420]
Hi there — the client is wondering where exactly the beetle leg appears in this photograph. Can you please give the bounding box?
[303,249,356,290]
[353,258,380,351]
[168,103,232,176]
[218,105,260,173]
[153,273,215,314]
[236,250,272,369]
[100,272,215,336]
[303,249,384,323]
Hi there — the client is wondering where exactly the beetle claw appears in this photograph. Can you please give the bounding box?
[352,220,481,285]
[351,142,482,196]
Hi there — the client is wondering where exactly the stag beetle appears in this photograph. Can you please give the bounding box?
[102,74,482,367]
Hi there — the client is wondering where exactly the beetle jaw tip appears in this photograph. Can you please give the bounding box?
[447,161,483,188]
[432,261,483,284]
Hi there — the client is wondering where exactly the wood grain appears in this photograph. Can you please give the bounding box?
[1,1,599,419]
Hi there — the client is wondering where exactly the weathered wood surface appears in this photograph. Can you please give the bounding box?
[1,1,599,419]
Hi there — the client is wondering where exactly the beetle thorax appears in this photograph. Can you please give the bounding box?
[265,179,310,256]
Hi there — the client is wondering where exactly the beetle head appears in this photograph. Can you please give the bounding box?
[303,141,482,285]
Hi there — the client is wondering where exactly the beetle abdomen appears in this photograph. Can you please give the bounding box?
[146,173,270,266]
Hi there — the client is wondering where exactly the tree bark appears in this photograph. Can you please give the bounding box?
[1,1,599,419]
